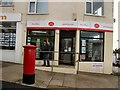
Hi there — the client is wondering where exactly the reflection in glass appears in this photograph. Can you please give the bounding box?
[86,0,103,16]
[61,38,72,52]
[29,2,35,13]
[86,2,92,13]
[82,40,86,46]
[82,47,86,53]
[93,0,103,16]
[27,30,55,60]
[80,31,104,62]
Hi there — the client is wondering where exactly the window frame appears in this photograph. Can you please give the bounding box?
[80,31,104,62]
[28,0,37,14]
[0,0,14,7]
[85,0,104,16]
[28,0,48,14]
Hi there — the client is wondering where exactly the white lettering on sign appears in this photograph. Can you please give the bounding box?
[80,24,88,26]
[62,23,74,26]
[92,63,103,69]
[78,22,91,28]
[103,26,112,29]
[32,22,40,25]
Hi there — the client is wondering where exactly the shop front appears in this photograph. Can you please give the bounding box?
[0,13,22,63]
[27,21,113,74]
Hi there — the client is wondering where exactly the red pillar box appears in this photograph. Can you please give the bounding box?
[22,45,37,84]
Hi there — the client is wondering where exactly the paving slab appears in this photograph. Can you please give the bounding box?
[49,79,63,86]
[36,70,53,82]
[52,73,64,80]
[48,73,64,87]
[47,85,70,89]
[77,72,119,88]
[36,80,49,88]
[2,64,23,82]
[63,74,76,88]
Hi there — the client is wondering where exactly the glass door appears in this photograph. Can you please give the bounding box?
[59,37,75,65]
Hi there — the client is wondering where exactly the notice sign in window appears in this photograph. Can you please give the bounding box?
[92,63,103,69]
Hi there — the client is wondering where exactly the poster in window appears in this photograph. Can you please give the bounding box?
[82,40,86,46]
[82,47,86,53]
[81,54,86,60]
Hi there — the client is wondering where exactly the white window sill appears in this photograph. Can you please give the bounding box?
[84,13,105,17]
[0,5,14,7]
[27,13,49,15]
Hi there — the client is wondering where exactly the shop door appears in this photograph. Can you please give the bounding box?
[59,31,75,65]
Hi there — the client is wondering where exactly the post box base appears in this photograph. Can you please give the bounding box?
[22,74,35,84]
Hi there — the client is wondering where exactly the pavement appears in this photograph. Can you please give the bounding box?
[113,66,120,75]
[0,61,119,90]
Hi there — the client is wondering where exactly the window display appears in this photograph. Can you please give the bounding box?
[80,31,104,62]
[0,22,16,50]
[27,30,55,60]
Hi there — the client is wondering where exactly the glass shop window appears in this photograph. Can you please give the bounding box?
[27,30,55,60]
[0,22,16,50]
[80,31,104,62]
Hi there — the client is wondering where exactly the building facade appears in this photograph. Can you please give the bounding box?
[117,1,120,59]
[0,0,113,74]
[113,0,120,59]
[113,0,119,50]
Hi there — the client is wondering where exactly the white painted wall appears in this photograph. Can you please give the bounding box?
[79,62,104,73]
[118,1,120,49]
[54,30,60,65]
[0,50,15,62]
[14,22,22,63]
[113,0,120,50]
[104,32,113,74]
[75,30,80,72]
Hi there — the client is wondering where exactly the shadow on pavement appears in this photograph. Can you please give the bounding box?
[1,81,48,90]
